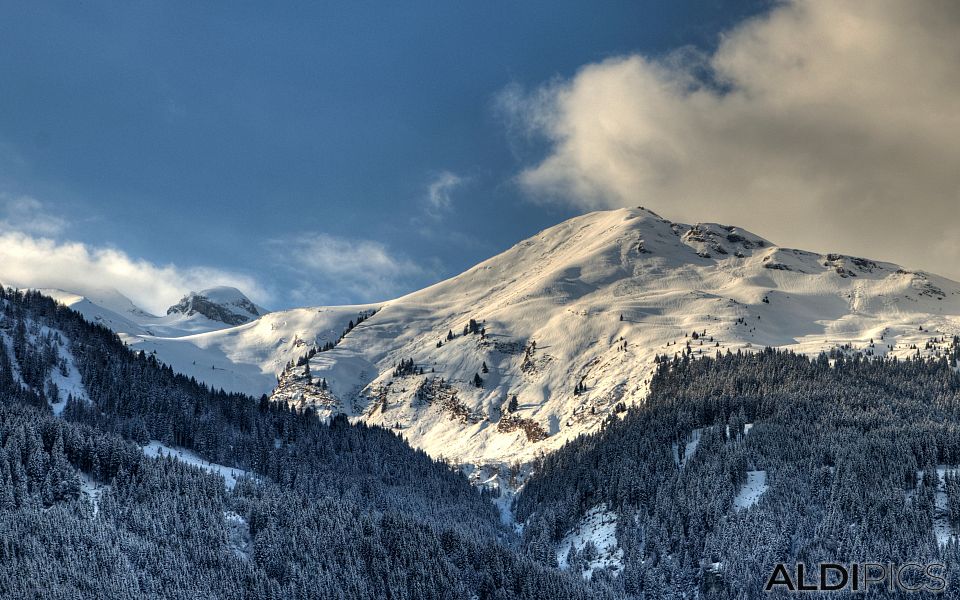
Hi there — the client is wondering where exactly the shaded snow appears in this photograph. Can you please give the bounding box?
[934,466,958,547]
[79,472,108,516]
[461,462,528,533]
[734,470,768,510]
[913,467,959,546]
[0,330,25,388]
[673,428,703,468]
[143,441,251,490]
[556,504,623,579]
[47,330,87,416]
[0,315,88,416]
[224,511,252,560]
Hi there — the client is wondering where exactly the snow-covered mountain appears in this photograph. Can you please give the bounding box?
[39,207,960,472]
[41,286,266,337]
[166,286,267,326]
[45,285,372,395]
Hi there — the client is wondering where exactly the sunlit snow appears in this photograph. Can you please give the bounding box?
[50,207,960,473]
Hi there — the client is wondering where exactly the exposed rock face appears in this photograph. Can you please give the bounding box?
[166,287,263,326]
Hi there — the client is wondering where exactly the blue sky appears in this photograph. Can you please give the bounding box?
[5,2,959,312]
[0,1,770,310]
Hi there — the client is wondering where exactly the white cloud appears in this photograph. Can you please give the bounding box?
[503,0,960,278]
[0,194,67,236]
[0,230,268,315]
[270,233,425,304]
[425,171,466,217]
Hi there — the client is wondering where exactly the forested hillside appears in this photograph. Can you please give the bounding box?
[517,347,960,598]
[0,288,603,599]
[11,284,960,598]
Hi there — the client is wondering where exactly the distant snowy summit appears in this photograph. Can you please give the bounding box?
[166,286,266,326]
[38,285,267,340]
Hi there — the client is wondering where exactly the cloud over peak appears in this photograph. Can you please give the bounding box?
[0,229,268,315]
[504,0,960,277]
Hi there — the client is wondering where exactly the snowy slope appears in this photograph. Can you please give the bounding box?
[41,287,354,395]
[40,288,154,336]
[39,207,960,470]
[274,207,960,468]
[41,287,245,337]
[556,504,624,579]
[734,471,769,510]
[143,441,252,489]
[124,305,375,395]
[0,299,90,416]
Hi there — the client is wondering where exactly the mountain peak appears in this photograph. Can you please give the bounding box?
[166,287,266,326]
[67,207,960,470]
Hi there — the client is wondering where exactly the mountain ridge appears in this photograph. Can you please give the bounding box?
[37,207,960,473]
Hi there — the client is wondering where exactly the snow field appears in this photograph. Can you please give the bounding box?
[733,470,768,510]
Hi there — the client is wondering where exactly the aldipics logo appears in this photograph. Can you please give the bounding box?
[765,563,947,593]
